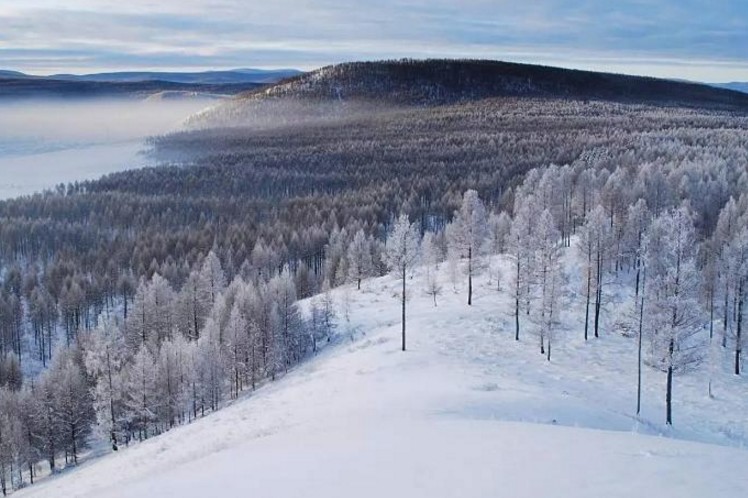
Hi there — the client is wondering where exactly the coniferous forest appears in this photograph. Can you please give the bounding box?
[1,60,748,494]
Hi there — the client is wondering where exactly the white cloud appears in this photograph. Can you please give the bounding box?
[2,1,747,81]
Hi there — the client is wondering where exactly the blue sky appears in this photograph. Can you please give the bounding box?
[1,0,747,81]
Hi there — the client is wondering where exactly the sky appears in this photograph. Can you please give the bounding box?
[1,0,747,82]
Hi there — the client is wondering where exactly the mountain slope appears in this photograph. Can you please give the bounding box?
[17,255,748,498]
[191,59,748,128]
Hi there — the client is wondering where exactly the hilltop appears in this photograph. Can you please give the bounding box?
[190,59,748,128]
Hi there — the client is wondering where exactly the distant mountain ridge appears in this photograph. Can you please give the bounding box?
[191,59,748,128]
[0,78,264,100]
[47,68,301,84]
[0,68,302,100]
[714,82,748,94]
[0,68,300,84]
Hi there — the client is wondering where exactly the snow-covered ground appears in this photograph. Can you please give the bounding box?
[16,258,748,497]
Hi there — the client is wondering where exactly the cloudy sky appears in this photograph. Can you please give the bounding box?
[1,0,747,81]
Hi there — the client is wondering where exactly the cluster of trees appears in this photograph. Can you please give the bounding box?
[388,164,746,428]
[0,250,355,494]
[0,94,747,492]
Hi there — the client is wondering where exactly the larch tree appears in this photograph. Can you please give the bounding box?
[84,320,126,451]
[580,205,611,340]
[123,346,158,441]
[49,349,93,465]
[386,214,420,351]
[532,209,563,360]
[447,190,488,306]
[199,251,227,306]
[347,229,373,290]
[508,197,535,341]
[644,205,704,425]
[724,227,748,375]
[421,232,443,307]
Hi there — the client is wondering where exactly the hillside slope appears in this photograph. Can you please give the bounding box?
[191,59,748,128]
[17,255,748,498]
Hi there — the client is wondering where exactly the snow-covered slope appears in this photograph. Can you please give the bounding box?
[16,258,748,498]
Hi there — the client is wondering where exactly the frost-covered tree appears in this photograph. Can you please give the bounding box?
[155,336,191,429]
[0,355,21,392]
[724,227,748,374]
[508,198,534,341]
[532,210,563,360]
[195,319,226,412]
[447,190,488,305]
[347,229,374,290]
[123,346,158,440]
[268,266,304,366]
[624,199,650,299]
[644,206,704,425]
[48,348,93,465]
[84,320,126,451]
[199,250,226,306]
[579,205,611,340]
[421,232,443,306]
[487,211,512,255]
[386,214,420,351]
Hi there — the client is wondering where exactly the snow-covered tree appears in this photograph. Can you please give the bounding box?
[644,205,705,425]
[199,250,227,306]
[724,227,748,374]
[84,320,127,451]
[531,210,563,360]
[347,229,374,290]
[421,232,443,306]
[48,349,93,465]
[447,190,488,305]
[386,214,420,351]
[508,198,534,341]
[579,205,611,340]
[123,346,158,440]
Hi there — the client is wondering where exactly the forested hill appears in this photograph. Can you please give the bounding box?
[191,59,748,127]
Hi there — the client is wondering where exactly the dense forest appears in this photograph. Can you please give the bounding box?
[0,59,747,494]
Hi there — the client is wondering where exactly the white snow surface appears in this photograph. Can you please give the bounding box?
[16,257,748,498]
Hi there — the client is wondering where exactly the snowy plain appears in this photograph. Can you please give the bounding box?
[0,99,212,199]
[15,255,748,498]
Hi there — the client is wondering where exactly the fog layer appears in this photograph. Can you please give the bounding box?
[0,98,216,199]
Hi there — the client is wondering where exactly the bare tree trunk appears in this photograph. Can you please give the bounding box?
[736,282,743,375]
[584,265,591,341]
[401,267,406,351]
[636,271,645,415]
[467,246,472,306]
[666,338,674,425]
[514,258,520,341]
